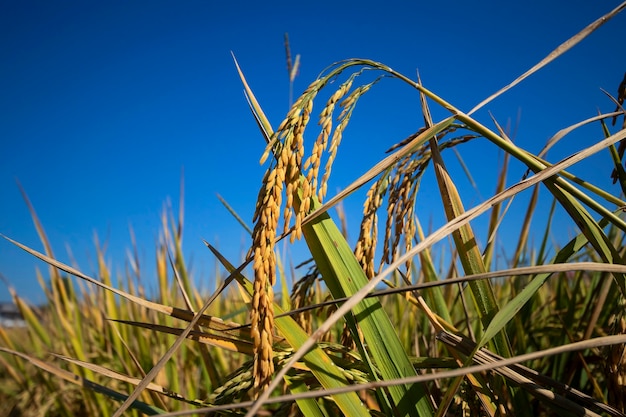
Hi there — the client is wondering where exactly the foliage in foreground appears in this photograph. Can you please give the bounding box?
[2,5,626,417]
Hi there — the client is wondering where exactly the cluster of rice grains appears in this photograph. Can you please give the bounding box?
[355,127,475,281]
[248,63,475,398]
[249,70,369,397]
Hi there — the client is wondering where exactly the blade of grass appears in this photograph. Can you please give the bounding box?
[52,353,213,409]
[468,1,626,115]
[479,207,626,349]
[216,193,253,236]
[420,74,509,355]
[418,73,515,415]
[300,199,435,417]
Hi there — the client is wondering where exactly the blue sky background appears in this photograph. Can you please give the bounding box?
[1,1,625,304]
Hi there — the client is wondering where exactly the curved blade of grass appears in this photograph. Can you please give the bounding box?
[111,319,256,356]
[479,208,626,349]
[418,76,515,416]
[421,81,503,417]
[420,80,508,354]
[52,353,211,409]
[468,1,626,115]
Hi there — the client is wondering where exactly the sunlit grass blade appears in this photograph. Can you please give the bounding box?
[468,1,626,115]
[300,199,435,417]
[417,75,515,415]
[420,79,507,352]
[111,319,256,356]
[2,234,251,334]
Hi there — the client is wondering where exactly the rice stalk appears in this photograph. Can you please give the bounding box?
[238,60,436,415]
[249,108,626,415]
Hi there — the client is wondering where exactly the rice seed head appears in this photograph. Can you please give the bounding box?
[317,79,375,202]
[290,267,320,334]
[250,74,389,390]
[250,168,281,397]
[373,133,477,277]
[207,365,254,404]
[355,179,385,279]
[249,80,328,395]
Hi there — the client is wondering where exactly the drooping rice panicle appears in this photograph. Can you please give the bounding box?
[304,77,354,209]
[290,264,320,334]
[318,79,380,202]
[249,167,282,397]
[354,177,386,279]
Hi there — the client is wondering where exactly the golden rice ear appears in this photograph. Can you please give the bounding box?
[249,168,280,397]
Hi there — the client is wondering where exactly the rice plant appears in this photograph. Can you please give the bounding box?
[2,3,626,417]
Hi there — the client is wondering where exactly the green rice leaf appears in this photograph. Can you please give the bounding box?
[207,244,370,417]
[479,208,626,349]
[301,199,434,417]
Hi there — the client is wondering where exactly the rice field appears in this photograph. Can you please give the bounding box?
[2,5,626,417]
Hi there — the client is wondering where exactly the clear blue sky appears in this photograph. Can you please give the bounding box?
[1,1,625,304]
